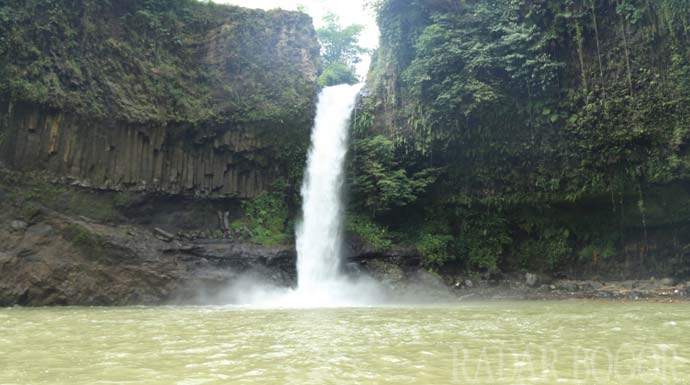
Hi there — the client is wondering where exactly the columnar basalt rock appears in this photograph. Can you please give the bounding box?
[3,103,279,197]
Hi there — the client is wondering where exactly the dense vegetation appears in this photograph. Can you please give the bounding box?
[349,0,690,278]
[0,0,319,125]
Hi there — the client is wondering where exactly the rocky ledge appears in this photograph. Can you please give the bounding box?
[2,208,688,306]
[359,261,690,303]
[0,208,297,306]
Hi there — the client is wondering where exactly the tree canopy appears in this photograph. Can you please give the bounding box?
[316,13,366,86]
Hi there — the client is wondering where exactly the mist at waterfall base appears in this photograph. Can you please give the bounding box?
[222,84,387,307]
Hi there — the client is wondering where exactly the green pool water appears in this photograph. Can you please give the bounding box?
[1,301,689,384]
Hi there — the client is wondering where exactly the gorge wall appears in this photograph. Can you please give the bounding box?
[0,0,320,198]
[348,0,690,280]
[0,0,321,305]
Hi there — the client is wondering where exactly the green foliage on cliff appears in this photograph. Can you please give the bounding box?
[346,213,393,251]
[232,190,290,246]
[0,0,319,125]
[350,135,437,214]
[318,63,359,87]
[353,0,690,277]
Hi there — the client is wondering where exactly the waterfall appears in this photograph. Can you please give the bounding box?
[230,83,383,307]
[296,83,363,291]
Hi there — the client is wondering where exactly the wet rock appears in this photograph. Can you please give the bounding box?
[413,269,448,291]
[525,272,539,287]
[637,281,660,291]
[402,269,455,300]
[0,209,298,306]
[25,223,54,238]
[363,260,405,285]
[0,251,11,263]
[579,281,603,291]
[578,281,594,290]
[556,280,578,292]
[154,227,175,242]
[594,290,612,298]
[9,220,28,232]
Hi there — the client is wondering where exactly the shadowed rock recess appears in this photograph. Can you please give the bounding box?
[0,0,319,305]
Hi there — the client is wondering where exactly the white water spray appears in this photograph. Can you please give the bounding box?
[225,83,384,307]
[296,83,363,291]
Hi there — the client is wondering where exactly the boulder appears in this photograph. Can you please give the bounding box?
[9,220,28,232]
[525,272,539,287]
[580,281,603,290]
[556,280,578,292]
[659,278,676,287]
[154,227,175,242]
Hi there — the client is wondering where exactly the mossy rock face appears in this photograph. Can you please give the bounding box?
[349,0,690,278]
[62,224,107,261]
[0,0,320,125]
[0,0,320,199]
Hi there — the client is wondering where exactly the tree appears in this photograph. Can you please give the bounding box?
[351,135,437,215]
[316,13,366,86]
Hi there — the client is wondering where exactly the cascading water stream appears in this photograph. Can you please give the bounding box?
[296,83,363,292]
[230,83,382,307]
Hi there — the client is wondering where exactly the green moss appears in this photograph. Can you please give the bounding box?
[0,0,319,126]
[62,223,106,260]
[0,169,130,222]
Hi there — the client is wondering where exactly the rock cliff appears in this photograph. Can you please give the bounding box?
[0,0,320,198]
[0,1,323,305]
[348,0,690,278]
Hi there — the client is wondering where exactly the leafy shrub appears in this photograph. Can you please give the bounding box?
[345,213,392,251]
[518,228,573,272]
[578,241,616,266]
[318,63,358,86]
[417,232,454,268]
[232,192,289,246]
[351,135,437,214]
[456,213,512,273]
